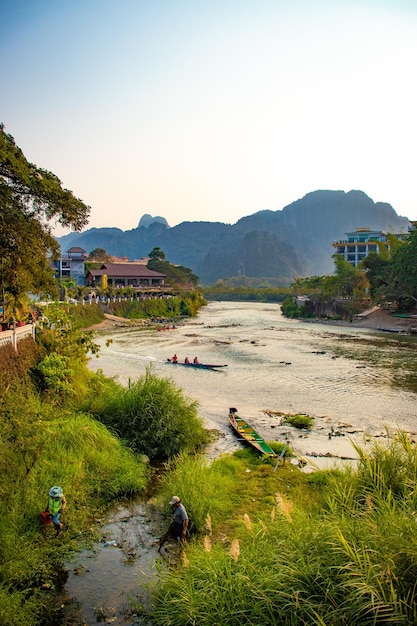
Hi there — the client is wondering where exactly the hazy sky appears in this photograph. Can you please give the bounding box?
[2,0,417,235]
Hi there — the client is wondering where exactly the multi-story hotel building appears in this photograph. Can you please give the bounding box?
[332,228,409,267]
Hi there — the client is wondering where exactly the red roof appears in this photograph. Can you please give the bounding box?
[67,247,87,253]
[87,263,166,279]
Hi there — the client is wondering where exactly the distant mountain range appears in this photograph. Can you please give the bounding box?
[57,190,411,285]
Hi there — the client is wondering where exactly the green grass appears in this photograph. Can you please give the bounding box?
[283,413,314,430]
[0,384,148,625]
[85,368,211,458]
[150,433,417,625]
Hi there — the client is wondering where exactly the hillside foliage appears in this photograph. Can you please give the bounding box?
[0,124,90,319]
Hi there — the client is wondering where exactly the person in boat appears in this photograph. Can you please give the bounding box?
[184,356,190,364]
[171,354,178,363]
[158,496,189,551]
[193,356,199,364]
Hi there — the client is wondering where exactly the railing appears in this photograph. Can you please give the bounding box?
[0,324,36,350]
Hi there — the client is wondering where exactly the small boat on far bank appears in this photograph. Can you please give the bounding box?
[166,358,228,370]
[377,326,408,335]
[229,408,277,457]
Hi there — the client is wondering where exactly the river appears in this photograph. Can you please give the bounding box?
[88,301,417,465]
[63,301,417,624]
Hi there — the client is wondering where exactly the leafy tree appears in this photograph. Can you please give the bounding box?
[149,246,166,261]
[361,252,391,299]
[88,247,112,262]
[0,124,90,317]
[388,228,417,308]
[331,254,367,299]
[147,247,199,288]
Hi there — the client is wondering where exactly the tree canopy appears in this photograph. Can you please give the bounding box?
[88,248,112,262]
[147,247,199,289]
[0,124,90,315]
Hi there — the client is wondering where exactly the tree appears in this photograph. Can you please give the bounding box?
[388,228,417,308]
[88,248,112,262]
[0,124,90,317]
[361,252,391,299]
[148,246,166,261]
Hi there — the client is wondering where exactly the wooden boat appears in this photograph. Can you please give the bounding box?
[377,326,408,334]
[228,408,276,457]
[166,358,228,370]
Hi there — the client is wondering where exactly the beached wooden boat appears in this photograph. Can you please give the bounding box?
[377,326,408,335]
[166,358,228,370]
[229,408,276,457]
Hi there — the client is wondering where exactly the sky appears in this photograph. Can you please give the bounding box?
[2,0,417,236]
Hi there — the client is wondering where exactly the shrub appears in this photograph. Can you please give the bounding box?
[87,369,210,458]
[282,414,314,430]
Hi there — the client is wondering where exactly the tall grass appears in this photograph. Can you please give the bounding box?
[0,299,211,624]
[86,368,210,458]
[0,377,148,625]
[150,433,417,625]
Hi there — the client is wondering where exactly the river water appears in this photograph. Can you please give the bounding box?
[88,301,417,465]
[64,301,417,624]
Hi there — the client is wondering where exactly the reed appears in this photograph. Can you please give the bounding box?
[150,435,417,625]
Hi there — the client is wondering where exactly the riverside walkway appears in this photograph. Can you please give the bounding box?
[0,323,35,350]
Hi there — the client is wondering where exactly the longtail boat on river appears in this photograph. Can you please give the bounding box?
[166,358,228,370]
[228,408,277,457]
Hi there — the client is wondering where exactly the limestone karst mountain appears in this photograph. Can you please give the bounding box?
[57,190,411,285]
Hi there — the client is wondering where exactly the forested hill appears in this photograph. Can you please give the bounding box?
[57,190,411,284]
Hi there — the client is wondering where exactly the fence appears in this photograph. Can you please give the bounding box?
[0,324,36,350]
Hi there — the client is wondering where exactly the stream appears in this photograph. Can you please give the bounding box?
[61,497,167,625]
[59,301,417,624]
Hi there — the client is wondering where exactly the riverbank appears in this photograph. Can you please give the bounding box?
[323,305,413,331]
[86,313,152,331]
[88,305,414,333]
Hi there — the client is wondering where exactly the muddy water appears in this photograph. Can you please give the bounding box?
[64,499,165,625]
[64,301,417,623]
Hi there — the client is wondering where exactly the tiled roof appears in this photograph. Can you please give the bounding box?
[87,263,166,278]
[67,247,87,253]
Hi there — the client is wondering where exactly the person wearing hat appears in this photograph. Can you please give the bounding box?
[45,486,66,536]
[158,496,189,552]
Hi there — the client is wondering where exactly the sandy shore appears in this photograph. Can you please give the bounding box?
[88,305,414,333]
[325,306,413,331]
[86,313,153,331]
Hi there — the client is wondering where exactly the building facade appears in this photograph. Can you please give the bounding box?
[332,228,409,267]
[52,247,88,285]
[85,263,166,289]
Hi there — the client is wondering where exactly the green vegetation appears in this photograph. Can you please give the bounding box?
[83,369,209,459]
[0,124,89,320]
[282,413,314,430]
[0,377,147,625]
[0,303,209,625]
[204,283,291,302]
[148,246,200,289]
[281,295,313,318]
[108,291,206,320]
[150,432,417,625]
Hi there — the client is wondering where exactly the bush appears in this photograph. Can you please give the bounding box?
[282,414,314,430]
[86,369,210,458]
